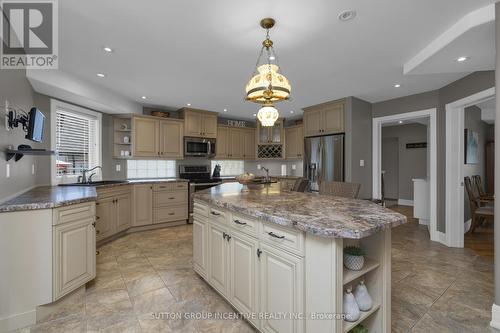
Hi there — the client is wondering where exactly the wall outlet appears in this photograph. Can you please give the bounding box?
[32,164,35,175]
[257,164,261,170]
[291,164,296,170]
[360,159,365,167]
[6,163,10,178]
[4,100,10,131]
[116,164,121,172]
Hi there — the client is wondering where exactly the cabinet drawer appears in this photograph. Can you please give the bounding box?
[153,182,188,192]
[53,202,96,226]
[194,201,209,218]
[154,191,187,207]
[229,213,258,237]
[154,205,188,223]
[260,222,305,256]
[97,186,131,199]
[209,207,226,225]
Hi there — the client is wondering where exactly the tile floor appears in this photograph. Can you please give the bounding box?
[15,215,494,333]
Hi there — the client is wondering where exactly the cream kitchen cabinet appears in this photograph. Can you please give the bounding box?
[193,216,209,279]
[180,109,218,138]
[132,116,184,158]
[303,100,345,137]
[208,222,230,297]
[242,129,256,159]
[229,128,244,159]
[95,186,132,241]
[133,184,153,226]
[153,182,189,225]
[258,119,284,144]
[52,202,96,301]
[285,125,304,159]
[216,126,230,158]
[216,125,256,160]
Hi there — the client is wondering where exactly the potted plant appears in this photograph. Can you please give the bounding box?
[351,324,368,333]
[344,246,365,271]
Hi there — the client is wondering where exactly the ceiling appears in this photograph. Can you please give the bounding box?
[32,0,496,118]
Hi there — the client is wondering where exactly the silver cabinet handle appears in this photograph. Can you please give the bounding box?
[233,220,247,225]
[211,211,221,216]
[268,231,285,239]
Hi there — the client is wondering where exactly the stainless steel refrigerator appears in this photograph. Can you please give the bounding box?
[304,134,344,191]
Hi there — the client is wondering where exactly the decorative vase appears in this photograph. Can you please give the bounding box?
[354,280,373,311]
[343,287,360,322]
[344,254,365,271]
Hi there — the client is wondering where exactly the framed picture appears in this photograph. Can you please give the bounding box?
[464,129,479,164]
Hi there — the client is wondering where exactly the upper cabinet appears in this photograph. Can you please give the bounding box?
[285,125,304,159]
[256,119,284,159]
[303,100,345,137]
[217,125,256,160]
[132,116,183,158]
[180,108,218,138]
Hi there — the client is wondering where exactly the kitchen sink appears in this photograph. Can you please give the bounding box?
[250,179,277,184]
[58,180,128,187]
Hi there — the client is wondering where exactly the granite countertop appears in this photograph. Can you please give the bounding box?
[194,182,406,239]
[0,186,98,212]
[0,179,188,213]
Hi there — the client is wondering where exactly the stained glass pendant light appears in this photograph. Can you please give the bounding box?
[245,18,291,126]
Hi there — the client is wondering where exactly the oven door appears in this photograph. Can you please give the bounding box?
[184,137,216,157]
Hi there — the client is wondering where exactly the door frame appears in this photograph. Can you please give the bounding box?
[372,108,439,243]
[445,87,495,248]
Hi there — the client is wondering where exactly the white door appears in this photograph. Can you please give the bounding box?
[208,223,229,297]
[260,243,304,333]
[230,230,259,325]
[193,217,208,278]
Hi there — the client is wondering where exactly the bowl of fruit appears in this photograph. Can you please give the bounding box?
[235,172,256,191]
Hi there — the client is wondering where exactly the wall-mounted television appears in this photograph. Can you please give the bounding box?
[25,108,45,143]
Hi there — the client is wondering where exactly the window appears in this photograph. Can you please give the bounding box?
[127,160,176,179]
[51,100,102,184]
[211,160,244,176]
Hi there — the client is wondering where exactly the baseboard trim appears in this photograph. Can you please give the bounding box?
[397,199,414,206]
[491,303,500,329]
[0,309,36,332]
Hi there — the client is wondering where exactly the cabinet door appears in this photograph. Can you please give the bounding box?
[134,185,153,226]
[229,128,243,159]
[260,243,304,333]
[95,197,115,241]
[202,114,218,138]
[230,231,259,324]
[216,126,229,158]
[322,103,345,134]
[185,111,203,137]
[243,129,256,160]
[303,109,322,137]
[271,121,283,143]
[53,217,96,300]
[159,120,183,158]
[285,127,298,159]
[193,217,208,278]
[208,223,229,297]
[297,125,304,158]
[133,117,159,157]
[115,193,132,232]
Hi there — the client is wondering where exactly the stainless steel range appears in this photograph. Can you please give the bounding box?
[179,165,222,223]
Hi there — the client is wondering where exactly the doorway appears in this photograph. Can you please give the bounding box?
[445,87,495,248]
[372,109,439,243]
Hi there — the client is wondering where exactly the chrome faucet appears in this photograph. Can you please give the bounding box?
[81,166,102,183]
[261,166,270,182]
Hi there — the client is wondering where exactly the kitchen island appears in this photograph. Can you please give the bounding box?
[193,182,406,333]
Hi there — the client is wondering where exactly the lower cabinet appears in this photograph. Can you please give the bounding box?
[95,187,132,241]
[116,193,132,232]
[195,205,304,333]
[134,184,153,226]
[52,203,96,301]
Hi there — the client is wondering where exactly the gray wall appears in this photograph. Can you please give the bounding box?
[382,124,428,201]
[463,106,493,222]
[372,71,495,232]
[0,69,43,202]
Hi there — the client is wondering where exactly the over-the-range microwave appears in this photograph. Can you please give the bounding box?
[184,137,216,158]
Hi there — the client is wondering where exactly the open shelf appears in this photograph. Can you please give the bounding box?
[5,149,55,162]
[343,258,380,285]
[343,303,380,332]
[114,142,131,145]
[114,129,131,132]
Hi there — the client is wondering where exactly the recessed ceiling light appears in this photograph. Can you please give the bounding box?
[253,113,257,117]
[269,56,275,61]
[398,120,403,124]
[103,47,113,53]
[394,84,401,88]
[96,73,105,78]
[141,96,147,100]
[338,10,356,21]
[456,56,469,62]
[290,110,294,114]
[223,108,227,112]
[187,103,191,106]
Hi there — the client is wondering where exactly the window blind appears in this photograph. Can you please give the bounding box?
[55,110,99,176]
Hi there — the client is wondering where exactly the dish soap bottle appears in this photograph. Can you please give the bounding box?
[343,287,360,322]
[354,280,373,311]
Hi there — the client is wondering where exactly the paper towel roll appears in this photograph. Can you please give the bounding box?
[281,164,287,176]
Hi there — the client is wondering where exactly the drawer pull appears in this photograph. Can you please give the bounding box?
[168,212,175,215]
[92,222,96,228]
[96,250,100,255]
[223,232,228,240]
[168,197,175,200]
[257,249,262,258]
[96,216,100,220]
[268,231,285,239]
[211,211,221,216]
[233,219,247,226]
[96,230,100,235]
[159,186,167,189]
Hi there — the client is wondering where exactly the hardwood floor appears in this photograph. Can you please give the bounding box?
[465,225,494,261]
